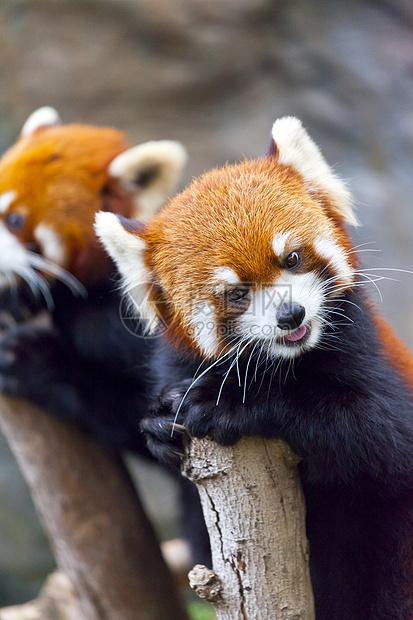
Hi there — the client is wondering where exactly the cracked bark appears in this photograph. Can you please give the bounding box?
[183,437,315,620]
[0,393,188,620]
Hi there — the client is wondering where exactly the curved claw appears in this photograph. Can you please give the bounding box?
[141,414,189,469]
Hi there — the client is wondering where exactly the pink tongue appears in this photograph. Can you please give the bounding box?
[285,325,308,342]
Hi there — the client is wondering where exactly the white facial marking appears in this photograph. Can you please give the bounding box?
[0,191,17,214]
[214,267,239,286]
[21,107,61,137]
[34,225,66,265]
[189,302,219,358]
[314,236,354,287]
[271,233,302,258]
[238,272,324,359]
[271,117,359,227]
[272,233,289,257]
[0,222,29,289]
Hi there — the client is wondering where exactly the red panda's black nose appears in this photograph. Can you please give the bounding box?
[277,302,306,330]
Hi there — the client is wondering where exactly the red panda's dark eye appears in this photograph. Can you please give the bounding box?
[285,251,301,270]
[226,288,249,302]
[4,212,25,233]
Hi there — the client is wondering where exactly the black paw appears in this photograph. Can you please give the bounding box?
[141,382,193,468]
[0,311,18,331]
[0,327,77,412]
[142,375,244,467]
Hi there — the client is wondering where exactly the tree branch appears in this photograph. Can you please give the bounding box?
[184,437,315,620]
[0,571,80,620]
[0,394,188,620]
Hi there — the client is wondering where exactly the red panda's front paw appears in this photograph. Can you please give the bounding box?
[0,327,44,397]
[0,327,69,404]
[140,382,193,468]
[140,414,189,469]
[170,383,244,447]
[184,403,244,447]
[142,378,244,467]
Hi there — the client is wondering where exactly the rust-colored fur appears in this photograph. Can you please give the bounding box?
[141,157,358,353]
[0,124,134,284]
[97,116,413,619]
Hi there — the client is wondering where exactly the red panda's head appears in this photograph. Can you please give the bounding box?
[0,107,187,298]
[96,117,359,361]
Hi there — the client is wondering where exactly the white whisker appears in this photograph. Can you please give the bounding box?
[27,252,87,297]
[171,339,243,434]
[357,267,413,276]
[14,266,41,300]
[243,340,260,403]
[14,265,54,310]
[217,338,251,405]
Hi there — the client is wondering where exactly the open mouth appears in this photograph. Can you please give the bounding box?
[282,323,311,345]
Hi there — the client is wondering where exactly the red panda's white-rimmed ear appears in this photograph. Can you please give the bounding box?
[94,212,146,274]
[270,117,359,227]
[20,107,62,137]
[94,211,157,328]
[109,140,187,221]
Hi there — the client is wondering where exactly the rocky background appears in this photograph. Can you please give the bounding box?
[0,0,413,605]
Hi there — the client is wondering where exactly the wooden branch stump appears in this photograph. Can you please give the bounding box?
[183,437,315,620]
[0,571,80,620]
[0,394,188,620]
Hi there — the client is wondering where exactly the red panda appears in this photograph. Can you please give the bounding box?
[0,106,186,296]
[0,106,186,441]
[96,117,413,620]
[0,108,211,566]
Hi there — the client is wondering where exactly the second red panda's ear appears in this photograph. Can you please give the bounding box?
[20,107,62,137]
[268,116,359,227]
[108,140,187,222]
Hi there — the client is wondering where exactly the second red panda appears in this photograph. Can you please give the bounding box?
[0,107,212,568]
[96,117,413,620]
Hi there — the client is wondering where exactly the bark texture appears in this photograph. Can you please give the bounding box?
[184,437,315,620]
[0,394,188,620]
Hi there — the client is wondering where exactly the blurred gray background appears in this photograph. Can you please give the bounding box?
[0,0,412,605]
